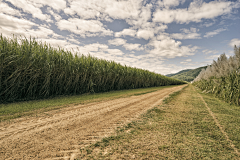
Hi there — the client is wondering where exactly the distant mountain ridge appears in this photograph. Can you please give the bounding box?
[165,66,207,82]
[165,69,192,77]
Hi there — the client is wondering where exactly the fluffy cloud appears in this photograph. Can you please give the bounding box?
[229,38,240,47]
[106,49,124,56]
[206,54,222,60]
[147,38,198,58]
[202,22,215,27]
[158,0,185,8]
[0,12,65,48]
[115,29,137,37]
[46,7,62,21]
[64,0,142,21]
[0,2,22,16]
[204,28,226,38]
[108,38,143,51]
[0,13,34,29]
[77,43,109,54]
[137,29,154,40]
[153,0,233,24]
[123,43,144,51]
[64,0,105,20]
[126,3,152,28]
[33,0,66,11]
[171,28,201,39]
[40,38,70,48]
[202,49,218,54]
[180,59,192,64]
[6,0,50,21]
[57,18,113,37]
[105,0,141,20]
[108,38,127,46]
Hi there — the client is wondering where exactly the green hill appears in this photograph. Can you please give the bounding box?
[166,66,207,82]
[165,69,192,77]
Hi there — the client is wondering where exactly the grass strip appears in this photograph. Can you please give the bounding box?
[0,85,179,122]
[163,84,188,104]
[196,87,240,152]
[77,85,239,159]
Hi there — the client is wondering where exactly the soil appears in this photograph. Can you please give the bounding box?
[0,85,186,160]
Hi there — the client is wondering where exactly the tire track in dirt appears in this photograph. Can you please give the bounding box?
[0,85,186,160]
[0,89,163,140]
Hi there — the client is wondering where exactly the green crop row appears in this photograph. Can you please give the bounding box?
[193,46,240,105]
[0,35,186,103]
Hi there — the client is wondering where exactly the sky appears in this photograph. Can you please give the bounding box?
[0,0,240,75]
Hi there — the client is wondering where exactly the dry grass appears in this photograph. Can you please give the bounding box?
[0,85,176,122]
[77,85,239,159]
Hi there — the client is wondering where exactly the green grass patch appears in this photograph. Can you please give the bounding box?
[197,90,240,150]
[163,85,188,104]
[0,85,179,121]
[77,85,239,159]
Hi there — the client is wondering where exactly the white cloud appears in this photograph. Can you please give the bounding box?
[0,13,37,38]
[137,29,154,40]
[202,49,218,54]
[76,43,109,55]
[107,49,124,56]
[204,28,226,38]
[0,2,22,16]
[6,0,50,21]
[158,0,185,8]
[40,38,69,48]
[105,0,141,20]
[171,27,201,39]
[0,13,34,29]
[108,38,143,51]
[24,26,59,39]
[74,43,125,60]
[108,38,127,46]
[202,22,215,27]
[156,33,171,40]
[33,0,66,11]
[153,9,175,24]
[153,0,233,24]
[123,43,144,51]
[66,38,81,45]
[64,0,105,20]
[64,0,141,21]
[147,38,198,58]
[115,29,137,37]
[206,54,221,60]
[57,18,113,37]
[154,24,168,33]
[126,3,152,28]
[229,38,240,47]
[180,59,192,64]
[46,7,62,21]
[0,13,66,48]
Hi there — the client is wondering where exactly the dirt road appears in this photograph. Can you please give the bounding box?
[0,85,186,160]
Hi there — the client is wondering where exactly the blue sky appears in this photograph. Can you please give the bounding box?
[0,0,240,75]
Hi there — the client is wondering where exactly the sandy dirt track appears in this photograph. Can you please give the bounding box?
[0,85,186,160]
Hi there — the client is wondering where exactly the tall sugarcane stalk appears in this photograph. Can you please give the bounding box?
[0,34,186,103]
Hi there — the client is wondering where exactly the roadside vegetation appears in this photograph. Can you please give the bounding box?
[193,46,240,105]
[0,35,185,103]
[77,85,239,159]
[0,85,177,121]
